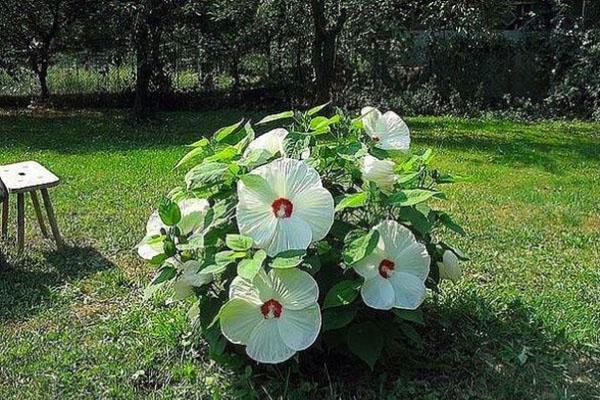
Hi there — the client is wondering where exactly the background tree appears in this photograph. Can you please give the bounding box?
[0,0,95,103]
[309,0,348,102]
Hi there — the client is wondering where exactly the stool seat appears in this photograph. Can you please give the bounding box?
[0,161,60,194]
[0,161,62,253]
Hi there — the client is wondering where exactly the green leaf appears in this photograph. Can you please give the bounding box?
[257,110,294,125]
[214,119,244,142]
[225,234,254,251]
[148,253,167,266]
[399,322,423,346]
[239,148,272,168]
[303,255,322,274]
[335,192,367,212]
[419,148,433,164]
[343,230,380,266]
[393,309,424,325]
[322,307,356,331]
[398,205,432,237]
[185,162,229,189]
[176,140,210,168]
[150,265,177,285]
[307,102,330,116]
[271,249,306,269]
[144,265,177,300]
[309,114,340,133]
[389,189,442,207]
[323,280,361,309]
[283,131,312,158]
[438,212,466,236]
[237,250,267,280]
[159,198,181,226]
[187,137,210,148]
[434,172,471,183]
[215,250,247,266]
[397,171,420,185]
[239,173,271,192]
[347,322,383,369]
[199,264,227,275]
[204,146,238,163]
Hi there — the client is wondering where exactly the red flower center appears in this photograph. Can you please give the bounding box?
[260,299,283,319]
[271,198,293,218]
[378,259,395,278]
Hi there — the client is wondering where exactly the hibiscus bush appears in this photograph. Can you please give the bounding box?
[138,105,467,367]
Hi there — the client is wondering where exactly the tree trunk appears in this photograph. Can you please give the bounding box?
[38,62,50,101]
[309,0,346,103]
[134,18,152,119]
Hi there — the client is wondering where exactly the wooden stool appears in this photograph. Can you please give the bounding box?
[0,161,63,253]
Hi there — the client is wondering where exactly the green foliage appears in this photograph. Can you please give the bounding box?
[0,110,598,399]
[323,280,361,309]
[139,105,472,369]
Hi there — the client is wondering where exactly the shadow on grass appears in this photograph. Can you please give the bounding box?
[0,245,114,322]
[0,109,257,155]
[243,289,597,399]
[410,118,600,174]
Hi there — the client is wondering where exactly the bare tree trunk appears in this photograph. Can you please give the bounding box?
[134,18,152,119]
[38,62,50,101]
[309,0,346,103]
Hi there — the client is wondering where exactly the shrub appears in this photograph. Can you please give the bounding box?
[139,105,468,367]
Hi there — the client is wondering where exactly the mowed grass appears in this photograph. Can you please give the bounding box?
[0,109,598,399]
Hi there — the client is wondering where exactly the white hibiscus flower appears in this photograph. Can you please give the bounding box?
[361,106,410,151]
[361,154,396,191]
[219,268,321,364]
[244,128,288,157]
[354,220,430,310]
[137,198,209,260]
[437,250,461,282]
[236,158,334,257]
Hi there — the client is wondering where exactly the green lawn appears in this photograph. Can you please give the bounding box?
[0,109,598,399]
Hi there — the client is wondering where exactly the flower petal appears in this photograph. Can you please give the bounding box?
[237,205,278,251]
[278,304,321,351]
[266,215,312,257]
[177,198,210,235]
[439,250,461,282]
[145,210,164,235]
[137,239,162,260]
[246,319,296,364]
[269,268,319,310]
[377,111,410,151]
[361,106,383,140]
[361,155,396,191]
[396,242,430,280]
[292,186,334,241]
[352,249,384,279]
[388,272,427,309]
[361,276,395,310]
[375,220,430,280]
[229,272,275,306]
[220,298,263,344]
[244,128,288,157]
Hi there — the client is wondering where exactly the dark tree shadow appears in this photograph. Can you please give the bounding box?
[0,109,264,155]
[409,118,600,174]
[239,289,597,399]
[0,245,115,322]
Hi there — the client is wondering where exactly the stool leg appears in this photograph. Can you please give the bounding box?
[1,195,8,239]
[41,189,63,249]
[17,193,24,253]
[30,191,49,238]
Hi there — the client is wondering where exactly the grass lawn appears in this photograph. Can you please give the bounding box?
[0,109,598,399]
